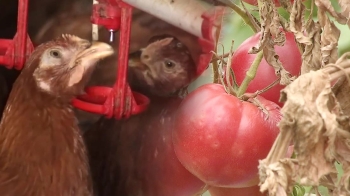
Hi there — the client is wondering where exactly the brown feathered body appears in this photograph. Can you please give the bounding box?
[84,35,203,196]
[0,70,91,196]
[0,35,113,196]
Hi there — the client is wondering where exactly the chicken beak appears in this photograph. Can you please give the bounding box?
[128,49,148,71]
[79,41,114,67]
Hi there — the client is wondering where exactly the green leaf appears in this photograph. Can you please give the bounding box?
[291,184,306,196]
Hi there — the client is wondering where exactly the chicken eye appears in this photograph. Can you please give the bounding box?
[49,49,62,58]
[164,60,175,68]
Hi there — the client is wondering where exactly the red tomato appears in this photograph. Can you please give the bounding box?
[172,83,281,188]
[209,185,266,196]
[229,31,301,107]
[242,0,294,7]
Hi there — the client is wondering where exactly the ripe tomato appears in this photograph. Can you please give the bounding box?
[209,185,266,196]
[242,0,294,7]
[229,31,301,107]
[172,83,281,188]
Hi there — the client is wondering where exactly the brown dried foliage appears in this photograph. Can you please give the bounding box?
[258,0,350,195]
[247,0,295,86]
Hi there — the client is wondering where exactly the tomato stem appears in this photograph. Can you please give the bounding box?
[212,15,224,84]
[219,0,258,33]
[236,50,264,97]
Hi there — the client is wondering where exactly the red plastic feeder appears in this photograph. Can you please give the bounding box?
[71,0,151,119]
[72,0,225,120]
[0,0,34,70]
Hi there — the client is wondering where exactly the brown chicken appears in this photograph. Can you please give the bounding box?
[84,35,201,196]
[0,34,113,196]
[128,34,196,97]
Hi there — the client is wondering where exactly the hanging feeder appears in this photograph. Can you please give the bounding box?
[0,0,34,70]
[72,0,225,119]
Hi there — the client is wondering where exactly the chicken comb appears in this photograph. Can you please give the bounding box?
[147,34,174,44]
[146,37,174,50]
[61,34,82,43]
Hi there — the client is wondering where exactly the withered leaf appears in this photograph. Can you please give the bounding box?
[259,67,350,195]
[338,0,350,26]
[290,0,308,45]
[315,0,348,27]
[318,7,340,65]
[302,21,322,74]
[290,0,322,74]
[248,0,293,86]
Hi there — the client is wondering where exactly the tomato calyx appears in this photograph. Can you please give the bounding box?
[215,48,268,101]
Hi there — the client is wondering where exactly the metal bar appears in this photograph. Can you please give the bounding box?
[122,0,213,39]
[92,0,99,41]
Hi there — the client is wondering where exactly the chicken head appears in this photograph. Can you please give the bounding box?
[128,35,196,97]
[31,34,114,99]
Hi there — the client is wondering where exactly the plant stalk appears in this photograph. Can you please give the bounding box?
[217,0,257,33]
[236,50,264,97]
[212,14,224,84]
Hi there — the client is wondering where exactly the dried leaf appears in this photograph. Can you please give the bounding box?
[338,0,350,26]
[315,0,349,27]
[279,0,294,12]
[290,0,323,74]
[247,0,294,85]
[302,21,322,74]
[318,6,341,65]
[334,78,350,116]
[259,65,350,195]
[290,0,308,45]
[281,70,338,181]
[259,159,295,196]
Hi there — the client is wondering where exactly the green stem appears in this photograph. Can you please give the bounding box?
[212,61,220,84]
[236,50,263,97]
[212,15,224,84]
[218,0,257,33]
[235,0,264,97]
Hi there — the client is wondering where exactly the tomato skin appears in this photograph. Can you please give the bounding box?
[242,0,294,7]
[230,31,301,107]
[209,185,266,196]
[172,83,281,187]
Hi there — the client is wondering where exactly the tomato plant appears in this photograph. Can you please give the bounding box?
[209,185,265,196]
[229,31,301,106]
[172,83,281,188]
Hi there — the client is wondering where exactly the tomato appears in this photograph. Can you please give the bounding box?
[209,185,266,196]
[242,0,294,7]
[229,31,301,107]
[172,83,281,188]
